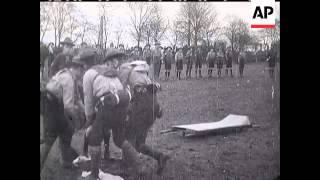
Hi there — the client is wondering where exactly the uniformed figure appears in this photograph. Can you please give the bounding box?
[49,37,75,77]
[216,48,224,78]
[41,54,87,171]
[48,42,55,67]
[225,47,233,77]
[267,46,276,79]
[143,44,152,65]
[195,46,203,78]
[131,46,141,61]
[82,49,144,180]
[119,61,170,175]
[206,48,216,78]
[152,42,163,80]
[164,47,173,80]
[185,46,194,79]
[119,44,126,54]
[238,51,246,78]
[175,48,184,80]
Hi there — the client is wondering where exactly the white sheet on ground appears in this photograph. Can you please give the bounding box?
[172,114,250,132]
[81,169,124,180]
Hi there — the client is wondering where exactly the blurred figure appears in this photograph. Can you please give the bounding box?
[216,47,224,78]
[185,46,194,79]
[267,45,276,79]
[164,47,174,80]
[41,53,89,171]
[225,47,233,77]
[131,46,141,61]
[206,48,216,78]
[143,44,152,65]
[152,42,163,80]
[175,48,184,80]
[195,46,203,78]
[49,37,75,77]
[238,51,246,78]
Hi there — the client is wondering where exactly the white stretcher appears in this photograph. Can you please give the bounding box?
[161,114,252,137]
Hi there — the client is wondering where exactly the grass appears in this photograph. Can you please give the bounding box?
[41,62,280,180]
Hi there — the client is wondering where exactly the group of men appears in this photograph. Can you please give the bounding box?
[40,37,170,180]
[132,44,248,80]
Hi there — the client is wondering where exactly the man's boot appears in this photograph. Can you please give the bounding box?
[103,130,111,160]
[199,70,202,78]
[88,145,101,179]
[230,69,233,77]
[168,72,170,79]
[139,145,170,175]
[121,141,146,176]
[60,138,79,169]
[40,140,54,172]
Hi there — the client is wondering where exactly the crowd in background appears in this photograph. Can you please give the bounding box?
[40,39,279,85]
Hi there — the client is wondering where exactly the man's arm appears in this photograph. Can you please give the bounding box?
[49,54,63,77]
[60,74,83,130]
[83,70,96,128]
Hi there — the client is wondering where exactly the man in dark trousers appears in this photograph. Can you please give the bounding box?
[216,48,224,78]
[238,51,246,78]
[41,53,87,172]
[49,37,75,77]
[164,47,173,80]
[152,42,163,80]
[143,44,152,65]
[175,48,184,80]
[225,47,233,77]
[81,49,145,180]
[185,46,194,79]
[267,45,277,79]
[206,48,216,78]
[195,46,203,78]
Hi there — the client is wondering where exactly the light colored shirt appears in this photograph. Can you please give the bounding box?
[83,65,124,118]
[46,69,82,111]
[119,61,152,88]
[152,48,163,62]
[206,51,216,61]
[175,51,184,62]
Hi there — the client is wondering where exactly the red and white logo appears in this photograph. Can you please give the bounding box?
[251,0,275,28]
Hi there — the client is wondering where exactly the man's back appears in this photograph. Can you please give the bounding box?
[50,53,71,77]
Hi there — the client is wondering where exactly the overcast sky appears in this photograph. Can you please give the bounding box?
[42,2,280,47]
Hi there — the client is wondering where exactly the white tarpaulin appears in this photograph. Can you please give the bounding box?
[81,169,123,180]
[166,114,251,136]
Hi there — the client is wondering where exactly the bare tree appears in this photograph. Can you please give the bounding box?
[50,2,76,47]
[224,16,251,58]
[177,2,211,47]
[164,21,180,48]
[128,2,154,48]
[114,22,124,48]
[65,11,80,44]
[40,3,51,42]
[176,3,192,46]
[258,18,280,50]
[77,14,95,44]
[143,4,169,45]
[201,7,220,47]
[97,4,112,50]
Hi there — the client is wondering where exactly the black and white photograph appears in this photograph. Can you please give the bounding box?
[40,1,280,180]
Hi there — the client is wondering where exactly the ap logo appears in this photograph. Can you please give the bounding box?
[251,0,275,28]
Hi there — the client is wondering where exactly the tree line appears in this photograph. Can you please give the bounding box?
[40,2,280,56]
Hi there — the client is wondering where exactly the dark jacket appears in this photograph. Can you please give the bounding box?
[50,53,72,77]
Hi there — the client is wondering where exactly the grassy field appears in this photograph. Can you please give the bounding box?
[41,62,280,180]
